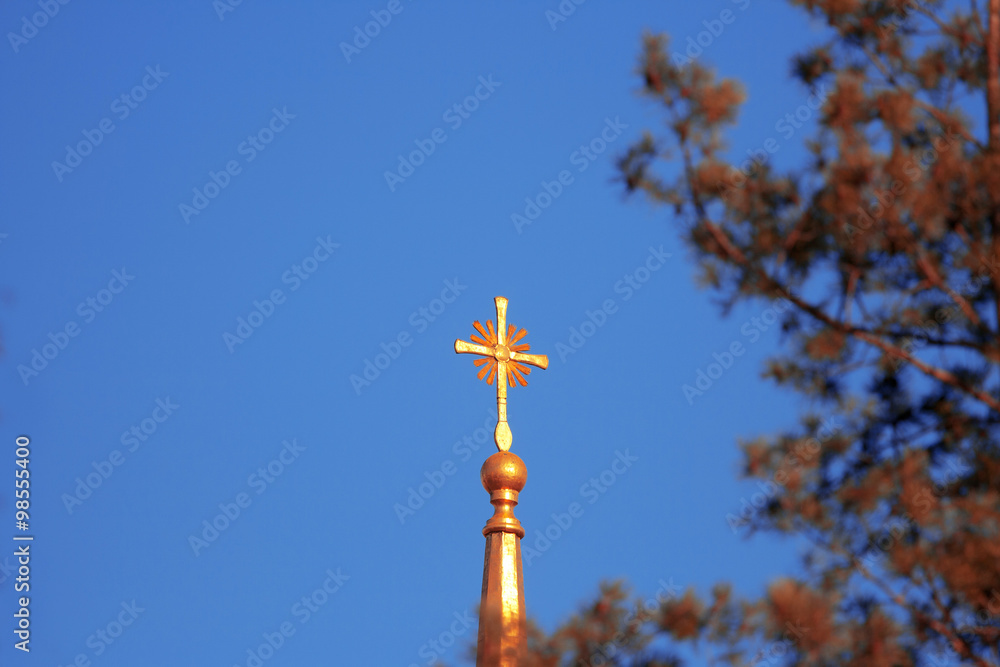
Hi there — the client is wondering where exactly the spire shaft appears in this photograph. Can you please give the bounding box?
[477,454,527,666]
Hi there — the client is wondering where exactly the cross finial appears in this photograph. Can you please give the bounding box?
[454,296,548,452]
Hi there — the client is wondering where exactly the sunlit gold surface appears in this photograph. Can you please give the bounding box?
[454,296,549,452]
[481,452,527,538]
[477,452,527,666]
[455,298,547,667]
[477,531,525,667]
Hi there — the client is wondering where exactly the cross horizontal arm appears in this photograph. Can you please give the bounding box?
[510,351,548,370]
[455,339,494,357]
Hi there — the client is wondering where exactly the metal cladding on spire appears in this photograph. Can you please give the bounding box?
[478,451,527,665]
[454,296,548,667]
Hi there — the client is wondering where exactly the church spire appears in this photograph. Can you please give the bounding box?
[454,296,548,666]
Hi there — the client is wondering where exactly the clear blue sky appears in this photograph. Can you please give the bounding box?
[1,1,826,665]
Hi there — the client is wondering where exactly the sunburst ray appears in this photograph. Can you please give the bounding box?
[473,320,493,345]
[457,311,546,390]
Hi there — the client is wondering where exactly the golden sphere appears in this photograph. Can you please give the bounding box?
[480,451,527,493]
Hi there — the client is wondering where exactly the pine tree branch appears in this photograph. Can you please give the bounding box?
[861,43,899,87]
[987,0,1000,151]
[879,331,983,350]
[987,0,1000,346]
[912,248,983,326]
[788,292,1000,413]
[972,0,986,39]
[914,4,975,45]
[851,558,995,667]
[676,136,1000,412]
[800,525,997,667]
[666,42,998,410]
[912,100,984,150]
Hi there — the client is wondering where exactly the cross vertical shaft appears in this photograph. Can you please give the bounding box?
[454,296,548,452]
[494,297,510,450]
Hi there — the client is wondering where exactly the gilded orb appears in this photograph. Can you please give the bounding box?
[481,451,527,494]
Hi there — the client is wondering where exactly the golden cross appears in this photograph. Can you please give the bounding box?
[454,296,548,452]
